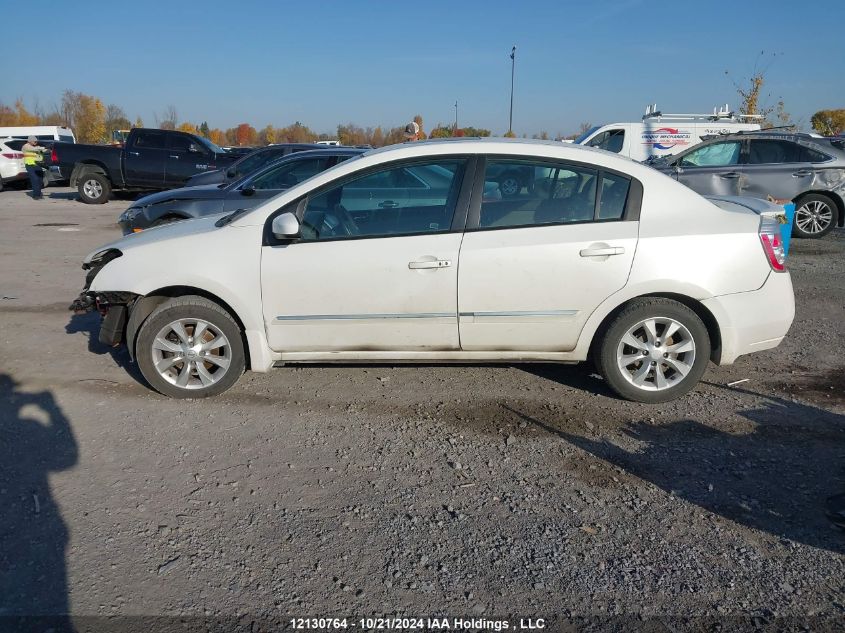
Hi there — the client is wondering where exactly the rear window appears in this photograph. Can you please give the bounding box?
[133,131,167,149]
[747,139,801,164]
[801,146,831,163]
[59,135,74,143]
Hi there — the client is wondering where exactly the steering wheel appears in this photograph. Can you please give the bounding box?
[331,204,360,236]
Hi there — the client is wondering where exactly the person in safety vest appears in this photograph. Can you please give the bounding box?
[22,136,48,200]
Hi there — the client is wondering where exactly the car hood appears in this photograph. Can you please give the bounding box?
[83,213,227,264]
[132,184,227,207]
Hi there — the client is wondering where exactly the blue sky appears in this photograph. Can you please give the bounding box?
[3,0,844,136]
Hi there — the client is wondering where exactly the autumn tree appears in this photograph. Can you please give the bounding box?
[59,91,106,142]
[209,128,226,145]
[370,126,385,147]
[257,125,275,145]
[503,130,516,138]
[105,104,131,133]
[13,99,39,125]
[811,109,845,136]
[133,116,144,128]
[235,123,258,146]
[337,123,367,146]
[177,122,198,134]
[462,126,491,137]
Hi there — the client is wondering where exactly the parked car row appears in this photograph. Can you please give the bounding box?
[72,138,795,403]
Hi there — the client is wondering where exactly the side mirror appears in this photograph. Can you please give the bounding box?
[226,168,237,178]
[241,185,256,196]
[271,212,300,239]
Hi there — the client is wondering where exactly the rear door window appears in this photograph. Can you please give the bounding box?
[477,159,636,229]
[747,139,802,164]
[133,131,167,149]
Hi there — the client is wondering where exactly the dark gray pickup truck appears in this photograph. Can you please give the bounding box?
[49,128,239,203]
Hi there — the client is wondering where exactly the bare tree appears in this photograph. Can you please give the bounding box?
[156,104,178,130]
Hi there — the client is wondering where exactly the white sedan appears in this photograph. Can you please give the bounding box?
[73,139,794,403]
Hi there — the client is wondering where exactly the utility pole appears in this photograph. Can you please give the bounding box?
[454,100,458,132]
[509,45,516,134]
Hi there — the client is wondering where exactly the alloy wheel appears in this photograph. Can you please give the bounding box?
[795,200,833,235]
[616,317,696,391]
[151,318,232,389]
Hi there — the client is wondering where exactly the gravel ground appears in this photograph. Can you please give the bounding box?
[0,187,843,632]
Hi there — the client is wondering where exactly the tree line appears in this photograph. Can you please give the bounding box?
[0,92,502,147]
[2,87,841,147]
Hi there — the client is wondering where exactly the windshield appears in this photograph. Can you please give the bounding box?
[230,148,286,177]
[196,136,224,154]
[573,126,601,145]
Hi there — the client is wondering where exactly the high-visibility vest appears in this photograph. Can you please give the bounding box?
[23,146,43,166]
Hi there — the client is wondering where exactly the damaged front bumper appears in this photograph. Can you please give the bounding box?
[69,248,137,347]
[70,290,138,347]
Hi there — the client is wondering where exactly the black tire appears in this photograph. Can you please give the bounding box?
[135,295,245,398]
[498,172,522,198]
[792,193,837,239]
[77,172,111,204]
[595,298,710,404]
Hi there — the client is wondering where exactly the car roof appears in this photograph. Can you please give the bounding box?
[228,147,367,188]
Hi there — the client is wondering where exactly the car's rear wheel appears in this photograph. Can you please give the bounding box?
[78,172,111,204]
[792,194,836,239]
[596,298,710,403]
[136,296,245,398]
[498,173,522,198]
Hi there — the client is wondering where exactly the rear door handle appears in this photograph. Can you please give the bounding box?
[580,247,625,257]
[170,155,180,159]
[409,259,451,269]
[792,170,812,177]
[128,151,140,156]
[379,200,399,209]
[719,172,741,179]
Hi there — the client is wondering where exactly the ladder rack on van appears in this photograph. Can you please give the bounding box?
[643,104,763,123]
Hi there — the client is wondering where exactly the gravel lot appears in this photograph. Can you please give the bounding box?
[1,187,843,632]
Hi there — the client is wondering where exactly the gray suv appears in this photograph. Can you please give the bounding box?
[651,133,845,238]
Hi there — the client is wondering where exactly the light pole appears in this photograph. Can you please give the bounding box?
[508,45,516,135]
[454,100,458,132]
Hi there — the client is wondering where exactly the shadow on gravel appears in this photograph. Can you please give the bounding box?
[47,192,79,201]
[0,373,77,631]
[65,311,143,383]
[505,387,845,554]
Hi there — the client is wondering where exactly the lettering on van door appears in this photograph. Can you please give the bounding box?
[641,127,692,151]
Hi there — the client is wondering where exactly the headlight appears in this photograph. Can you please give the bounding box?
[119,207,143,223]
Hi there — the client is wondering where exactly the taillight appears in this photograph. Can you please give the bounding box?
[759,215,786,272]
[1,152,24,159]
[51,147,58,163]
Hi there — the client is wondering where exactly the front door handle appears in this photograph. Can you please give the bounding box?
[409,259,451,269]
[170,155,180,159]
[379,200,399,208]
[792,170,812,177]
[580,247,625,257]
[128,151,140,156]
[719,172,741,179]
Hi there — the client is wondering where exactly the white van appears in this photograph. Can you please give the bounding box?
[0,125,76,143]
[574,105,760,162]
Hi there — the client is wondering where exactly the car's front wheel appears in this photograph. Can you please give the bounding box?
[596,298,710,403]
[792,194,837,239]
[136,296,245,398]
